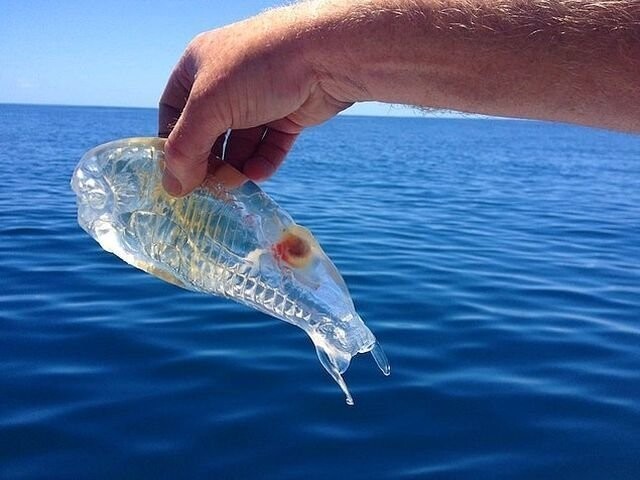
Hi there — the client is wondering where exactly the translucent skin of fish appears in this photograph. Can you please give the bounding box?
[71,137,389,405]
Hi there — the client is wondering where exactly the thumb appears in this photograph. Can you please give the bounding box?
[163,86,228,196]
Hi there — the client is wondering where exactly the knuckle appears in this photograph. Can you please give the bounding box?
[164,137,192,165]
[185,31,215,63]
[185,33,205,55]
[163,141,183,165]
[165,136,210,170]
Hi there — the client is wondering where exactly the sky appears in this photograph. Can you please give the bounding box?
[0,0,425,117]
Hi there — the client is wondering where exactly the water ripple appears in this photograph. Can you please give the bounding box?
[1,106,640,479]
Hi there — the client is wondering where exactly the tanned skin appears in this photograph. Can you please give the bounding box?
[158,0,640,196]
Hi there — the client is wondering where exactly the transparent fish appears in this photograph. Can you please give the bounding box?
[71,137,389,405]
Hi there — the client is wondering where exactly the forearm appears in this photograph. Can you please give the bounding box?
[297,0,640,131]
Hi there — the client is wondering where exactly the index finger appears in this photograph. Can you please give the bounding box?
[158,62,192,138]
[163,78,229,197]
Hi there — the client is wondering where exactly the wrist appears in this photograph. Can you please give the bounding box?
[293,0,434,105]
[291,1,378,104]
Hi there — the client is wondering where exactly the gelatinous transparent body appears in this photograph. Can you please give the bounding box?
[71,138,389,405]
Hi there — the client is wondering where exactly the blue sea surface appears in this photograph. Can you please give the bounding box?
[1,104,639,479]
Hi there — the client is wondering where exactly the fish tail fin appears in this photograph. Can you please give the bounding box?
[369,341,391,376]
[315,345,354,406]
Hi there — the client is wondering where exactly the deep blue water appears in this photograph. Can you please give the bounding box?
[1,103,639,479]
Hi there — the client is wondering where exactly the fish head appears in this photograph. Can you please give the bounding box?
[71,138,163,231]
[71,151,117,234]
[266,224,390,405]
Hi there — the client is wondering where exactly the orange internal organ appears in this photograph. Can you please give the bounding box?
[273,228,312,268]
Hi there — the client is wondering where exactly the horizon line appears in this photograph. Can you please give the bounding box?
[0,101,507,121]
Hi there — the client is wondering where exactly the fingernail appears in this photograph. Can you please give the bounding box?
[162,167,183,196]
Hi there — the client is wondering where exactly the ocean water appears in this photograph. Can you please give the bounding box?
[1,103,639,479]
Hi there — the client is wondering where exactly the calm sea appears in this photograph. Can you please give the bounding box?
[1,104,639,479]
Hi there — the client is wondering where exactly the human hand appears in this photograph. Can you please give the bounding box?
[158,6,354,196]
[159,0,640,192]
